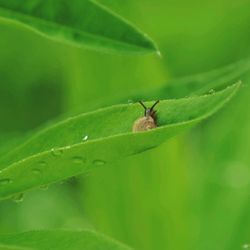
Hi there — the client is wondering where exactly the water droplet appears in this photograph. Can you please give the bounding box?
[93,160,106,166]
[82,135,88,141]
[12,193,24,203]
[51,148,63,157]
[32,168,42,175]
[38,161,47,167]
[0,178,12,185]
[127,99,134,104]
[39,184,49,190]
[72,156,85,164]
[208,89,215,94]
[242,244,250,249]
[156,50,162,58]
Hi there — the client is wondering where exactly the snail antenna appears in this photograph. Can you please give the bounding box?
[139,101,147,110]
[150,100,160,111]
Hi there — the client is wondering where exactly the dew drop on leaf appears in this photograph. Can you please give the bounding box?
[39,185,49,190]
[59,180,67,185]
[208,89,215,94]
[242,244,250,249]
[82,135,88,141]
[0,178,12,185]
[32,168,42,175]
[72,156,85,164]
[93,160,106,166]
[156,50,162,58]
[38,161,47,167]
[51,148,63,157]
[12,193,24,203]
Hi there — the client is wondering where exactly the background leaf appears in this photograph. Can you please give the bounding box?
[149,58,250,99]
[0,245,32,250]
[0,83,240,200]
[0,0,157,54]
[95,58,250,110]
[0,230,131,250]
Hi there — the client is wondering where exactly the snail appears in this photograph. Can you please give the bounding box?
[132,100,159,132]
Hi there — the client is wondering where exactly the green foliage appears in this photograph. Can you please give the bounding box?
[0,245,31,250]
[0,0,249,250]
[0,0,157,54]
[0,83,240,200]
[145,59,250,99]
[109,59,250,106]
[0,230,131,250]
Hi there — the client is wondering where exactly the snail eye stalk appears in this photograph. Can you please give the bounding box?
[150,100,160,112]
[139,101,147,110]
[139,101,147,116]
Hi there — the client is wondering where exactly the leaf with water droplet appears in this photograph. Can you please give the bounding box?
[243,244,250,249]
[93,160,106,166]
[38,161,47,167]
[72,156,86,164]
[51,148,63,157]
[208,89,215,94]
[12,193,24,203]
[32,168,42,176]
[82,135,89,142]
[0,178,12,186]
[126,59,250,102]
[39,185,49,191]
[0,83,241,200]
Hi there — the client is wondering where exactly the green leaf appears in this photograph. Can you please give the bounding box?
[151,58,250,99]
[95,59,249,110]
[0,230,131,250]
[0,0,157,54]
[0,82,240,200]
[138,59,249,101]
[0,245,32,250]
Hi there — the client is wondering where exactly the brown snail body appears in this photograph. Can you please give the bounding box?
[132,100,159,132]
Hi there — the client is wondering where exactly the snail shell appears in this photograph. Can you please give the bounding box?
[132,100,159,132]
[132,116,157,132]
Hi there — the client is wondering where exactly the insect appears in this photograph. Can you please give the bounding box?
[132,100,160,132]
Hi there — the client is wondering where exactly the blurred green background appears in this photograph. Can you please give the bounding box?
[1,1,250,250]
